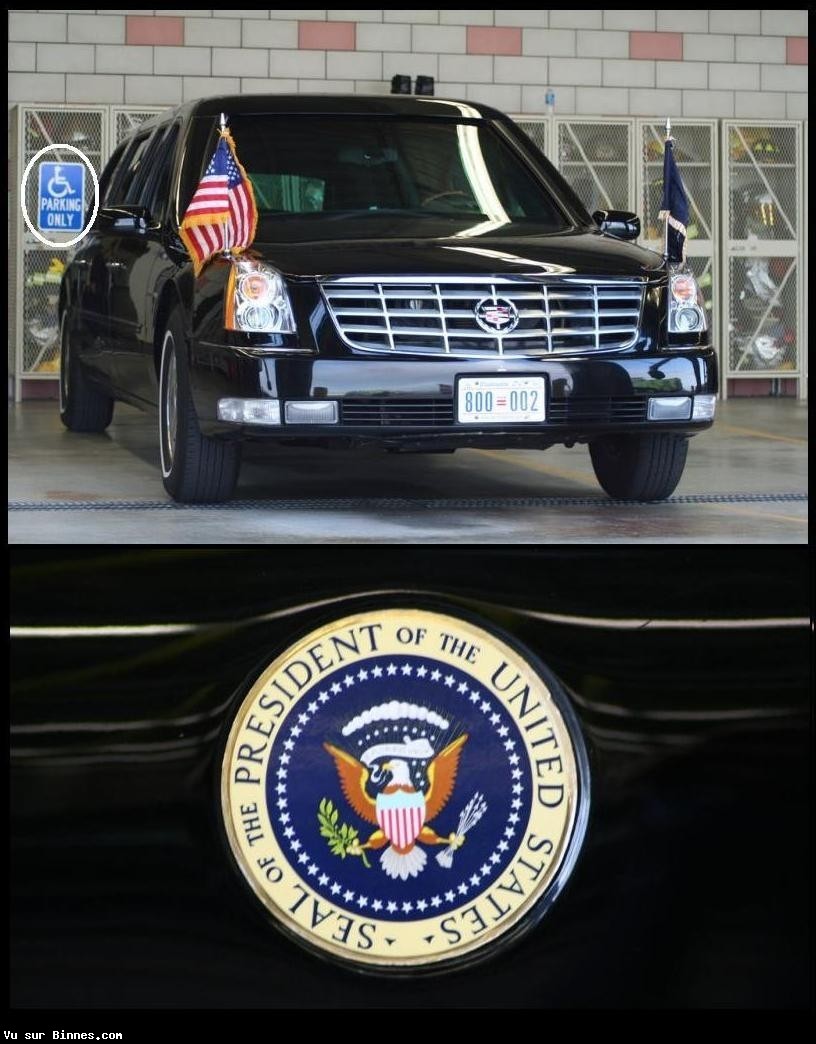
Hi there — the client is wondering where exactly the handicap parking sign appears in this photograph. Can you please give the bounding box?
[38,161,85,233]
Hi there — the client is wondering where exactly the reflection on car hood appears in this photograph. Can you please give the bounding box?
[250,219,664,279]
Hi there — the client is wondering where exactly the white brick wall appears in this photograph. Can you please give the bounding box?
[657,11,709,33]
[523,29,576,57]
[603,59,655,88]
[629,88,682,117]
[467,83,522,110]
[576,86,629,113]
[9,11,68,42]
[709,63,761,91]
[153,46,210,77]
[657,61,708,89]
[357,23,411,52]
[550,12,603,30]
[493,56,547,86]
[327,51,382,80]
[185,17,240,47]
[8,43,36,72]
[577,31,629,59]
[36,43,94,74]
[96,44,153,74]
[735,90,787,118]
[497,11,550,28]
[5,8,808,121]
[760,10,808,35]
[213,47,267,77]
[761,64,808,91]
[67,14,125,44]
[412,25,465,53]
[439,55,494,83]
[683,34,736,62]
[736,36,787,63]
[710,10,761,35]
[66,73,123,103]
[683,89,734,117]
[270,49,326,79]
[550,58,602,87]
[240,19,298,49]
[603,11,655,31]
[125,75,183,105]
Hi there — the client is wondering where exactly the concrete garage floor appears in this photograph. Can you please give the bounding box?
[8,398,807,544]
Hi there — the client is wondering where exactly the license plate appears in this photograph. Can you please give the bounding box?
[457,376,546,424]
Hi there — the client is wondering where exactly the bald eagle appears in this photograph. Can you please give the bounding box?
[323,735,468,880]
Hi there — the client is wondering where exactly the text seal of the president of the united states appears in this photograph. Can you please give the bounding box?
[221,607,590,971]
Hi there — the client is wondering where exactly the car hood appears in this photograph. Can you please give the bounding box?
[250,218,665,280]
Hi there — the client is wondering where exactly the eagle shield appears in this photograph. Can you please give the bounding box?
[376,789,426,852]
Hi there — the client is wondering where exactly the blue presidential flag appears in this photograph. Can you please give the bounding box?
[659,137,689,263]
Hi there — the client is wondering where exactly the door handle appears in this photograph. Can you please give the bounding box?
[105,260,127,269]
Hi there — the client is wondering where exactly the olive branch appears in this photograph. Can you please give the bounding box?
[317,798,371,868]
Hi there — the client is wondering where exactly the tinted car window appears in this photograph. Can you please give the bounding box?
[98,144,127,208]
[109,132,151,205]
[141,122,180,221]
[186,115,570,231]
[122,127,170,207]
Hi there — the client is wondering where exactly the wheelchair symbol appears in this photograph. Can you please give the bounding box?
[47,165,76,198]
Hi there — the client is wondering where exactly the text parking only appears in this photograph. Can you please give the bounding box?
[38,161,85,232]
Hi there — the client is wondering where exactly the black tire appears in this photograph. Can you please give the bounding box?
[59,310,114,433]
[589,433,689,501]
[159,308,241,503]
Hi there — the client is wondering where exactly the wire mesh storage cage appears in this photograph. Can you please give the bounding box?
[111,106,167,148]
[10,106,107,399]
[554,117,636,215]
[9,105,170,400]
[722,120,804,397]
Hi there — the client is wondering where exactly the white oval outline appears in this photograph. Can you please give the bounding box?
[20,143,100,249]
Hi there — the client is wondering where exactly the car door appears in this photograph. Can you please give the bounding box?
[128,121,182,405]
[105,127,170,401]
[70,142,128,384]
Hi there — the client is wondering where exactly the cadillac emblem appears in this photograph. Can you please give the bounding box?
[473,296,520,334]
[221,608,589,970]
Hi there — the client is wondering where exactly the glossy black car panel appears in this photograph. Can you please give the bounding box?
[9,548,809,1009]
[59,95,717,501]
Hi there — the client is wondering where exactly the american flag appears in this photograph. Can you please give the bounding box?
[179,129,258,276]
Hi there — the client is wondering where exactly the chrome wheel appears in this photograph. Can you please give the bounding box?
[159,329,178,478]
[166,345,178,465]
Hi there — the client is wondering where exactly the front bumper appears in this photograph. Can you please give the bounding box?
[190,346,718,447]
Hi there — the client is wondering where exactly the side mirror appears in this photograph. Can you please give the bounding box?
[95,205,153,233]
[593,209,641,241]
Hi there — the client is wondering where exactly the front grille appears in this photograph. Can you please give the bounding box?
[339,396,646,427]
[322,277,644,358]
[341,398,455,426]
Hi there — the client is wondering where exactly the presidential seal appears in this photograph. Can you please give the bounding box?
[221,608,589,970]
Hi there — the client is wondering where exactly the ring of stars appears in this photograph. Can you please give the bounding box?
[272,657,528,918]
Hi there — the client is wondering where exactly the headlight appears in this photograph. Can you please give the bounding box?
[226,260,295,333]
[668,265,707,336]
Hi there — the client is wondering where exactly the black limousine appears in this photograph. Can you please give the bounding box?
[59,95,717,503]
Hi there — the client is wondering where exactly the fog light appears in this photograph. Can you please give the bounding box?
[675,306,703,332]
[692,394,717,420]
[284,401,339,425]
[648,396,692,421]
[217,398,281,425]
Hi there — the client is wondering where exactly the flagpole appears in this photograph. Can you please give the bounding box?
[663,118,671,262]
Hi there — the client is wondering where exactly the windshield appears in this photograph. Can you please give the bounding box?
[187,115,570,237]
